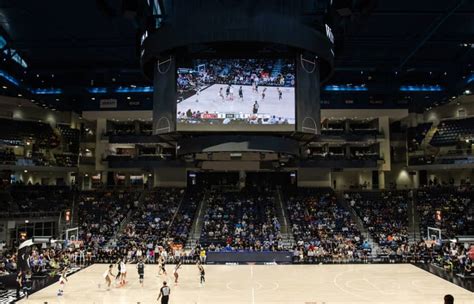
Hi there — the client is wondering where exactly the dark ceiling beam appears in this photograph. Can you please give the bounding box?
[371,10,474,16]
[398,0,466,70]
[335,59,463,70]
[13,41,135,49]
[343,36,473,44]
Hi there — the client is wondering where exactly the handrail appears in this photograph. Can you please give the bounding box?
[165,189,186,240]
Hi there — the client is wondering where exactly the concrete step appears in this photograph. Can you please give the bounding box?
[185,192,209,249]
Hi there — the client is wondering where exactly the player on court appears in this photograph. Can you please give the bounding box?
[158,255,167,276]
[119,258,127,285]
[253,100,259,114]
[157,281,171,304]
[229,85,234,101]
[219,87,225,102]
[115,258,121,285]
[137,259,145,287]
[277,87,282,100]
[57,268,68,296]
[102,264,115,290]
[173,261,182,284]
[261,87,267,100]
[195,86,200,103]
[238,86,243,101]
[197,262,205,285]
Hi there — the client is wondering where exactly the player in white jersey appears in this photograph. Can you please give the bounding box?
[173,261,182,284]
[158,255,167,276]
[57,268,68,296]
[195,86,200,103]
[102,264,115,290]
[229,85,234,101]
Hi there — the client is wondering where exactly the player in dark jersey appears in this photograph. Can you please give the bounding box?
[238,86,243,101]
[219,87,225,101]
[261,87,267,100]
[253,101,259,114]
[115,259,121,284]
[197,262,205,285]
[277,87,282,100]
[137,259,145,287]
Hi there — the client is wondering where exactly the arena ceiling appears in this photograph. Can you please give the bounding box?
[0,0,472,112]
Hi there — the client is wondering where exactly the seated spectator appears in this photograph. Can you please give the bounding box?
[200,187,282,252]
[287,188,364,263]
[345,191,408,250]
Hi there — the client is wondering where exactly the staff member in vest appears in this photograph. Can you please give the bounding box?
[157,281,171,304]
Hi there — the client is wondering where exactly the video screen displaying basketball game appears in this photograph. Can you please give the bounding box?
[176,58,295,131]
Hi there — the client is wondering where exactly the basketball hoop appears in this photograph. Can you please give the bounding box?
[157,57,172,74]
[300,54,317,74]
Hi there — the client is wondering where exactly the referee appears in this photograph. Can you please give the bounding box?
[157,281,171,304]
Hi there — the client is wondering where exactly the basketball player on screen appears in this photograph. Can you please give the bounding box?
[253,100,259,114]
[225,85,230,100]
[229,85,234,101]
[195,86,200,103]
[219,87,225,102]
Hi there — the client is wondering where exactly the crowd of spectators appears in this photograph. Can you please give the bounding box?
[427,241,474,277]
[8,185,73,213]
[0,243,92,299]
[177,59,295,94]
[417,186,473,239]
[200,188,283,252]
[1,183,472,292]
[0,148,15,165]
[96,188,204,264]
[286,189,366,263]
[345,191,409,250]
[0,118,82,168]
[78,190,140,249]
[113,189,183,261]
[0,119,60,150]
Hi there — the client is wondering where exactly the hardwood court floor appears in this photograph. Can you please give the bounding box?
[18,263,474,304]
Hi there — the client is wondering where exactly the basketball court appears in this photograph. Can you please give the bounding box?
[177,84,296,123]
[18,264,473,304]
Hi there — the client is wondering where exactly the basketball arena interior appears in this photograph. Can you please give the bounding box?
[0,0,473,303]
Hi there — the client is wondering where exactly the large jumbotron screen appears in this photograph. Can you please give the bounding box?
[176,59,295,131]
